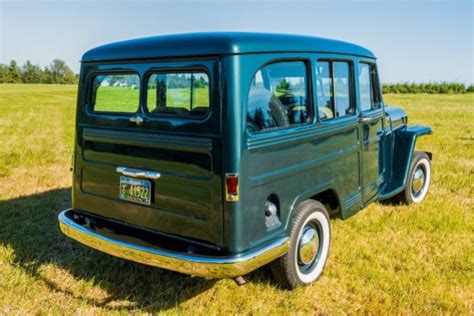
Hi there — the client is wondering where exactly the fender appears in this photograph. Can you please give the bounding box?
[284,181,341,230]
[379,125,432,200]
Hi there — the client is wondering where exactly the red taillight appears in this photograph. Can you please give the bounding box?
[226,176,238,194]
[225,173,239,202]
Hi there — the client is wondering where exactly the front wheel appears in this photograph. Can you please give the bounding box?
[270,200,331,290]
[394,151,431,204]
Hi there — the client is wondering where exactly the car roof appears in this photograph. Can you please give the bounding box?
[82,32,376,62]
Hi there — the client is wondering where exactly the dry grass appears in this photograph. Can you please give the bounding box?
[0,84,473,314]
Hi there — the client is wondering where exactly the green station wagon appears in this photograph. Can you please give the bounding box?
[59,32,432,289]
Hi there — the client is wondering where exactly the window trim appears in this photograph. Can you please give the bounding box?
[87,71,141,115]
[143,67,212,120]
[246,58,314,134]
[315,59,356,122]
[358,62,382,112]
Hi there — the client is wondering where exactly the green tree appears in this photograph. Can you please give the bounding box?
[42,66,53,83]
[4,60,22,83]
[21,60,44,83]
[46,59,77,84]
[0,63,7,83]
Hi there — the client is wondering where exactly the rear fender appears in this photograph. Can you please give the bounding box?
[285,182,341,229]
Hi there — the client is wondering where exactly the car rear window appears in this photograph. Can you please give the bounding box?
[146,72,210,117]
[91,74,140,113]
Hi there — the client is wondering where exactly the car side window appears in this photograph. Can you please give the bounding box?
[359,63,381,111]
[315,61,354,121]
[247,61,310,132]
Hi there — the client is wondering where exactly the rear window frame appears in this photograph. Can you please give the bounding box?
[86,70,141,115]
[144,67,212,120]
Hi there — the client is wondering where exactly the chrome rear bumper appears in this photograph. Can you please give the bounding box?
[58,209,289,278]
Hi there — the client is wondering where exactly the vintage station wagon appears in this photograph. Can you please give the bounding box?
[59,32,432,289]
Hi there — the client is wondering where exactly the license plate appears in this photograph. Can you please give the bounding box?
[119,176,152,205]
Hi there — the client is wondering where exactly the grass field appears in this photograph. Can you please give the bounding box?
[0,84,473,314]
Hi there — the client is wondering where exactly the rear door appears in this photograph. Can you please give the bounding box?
[357,62,384,203]
[73,59,224,247]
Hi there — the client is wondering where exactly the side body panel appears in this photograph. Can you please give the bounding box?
[224,53,370,253]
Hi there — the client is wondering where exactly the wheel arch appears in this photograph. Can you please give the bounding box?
[284,183,341,231]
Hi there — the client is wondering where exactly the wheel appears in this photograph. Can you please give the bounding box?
[270,200,331,290]
[394,151,431,204]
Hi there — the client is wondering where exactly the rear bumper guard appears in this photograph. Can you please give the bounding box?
[58,209,289,278]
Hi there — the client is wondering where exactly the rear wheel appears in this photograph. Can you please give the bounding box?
[394,151,431,204]
[270,200,330,290]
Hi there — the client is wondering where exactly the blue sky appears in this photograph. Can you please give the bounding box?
[1,0,472,83]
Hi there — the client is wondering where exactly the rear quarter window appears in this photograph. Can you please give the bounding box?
[246,61,311,132]
[91,74,140,113]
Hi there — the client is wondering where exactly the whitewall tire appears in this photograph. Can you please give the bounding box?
[394,151,431,204]
[270,200,331,289]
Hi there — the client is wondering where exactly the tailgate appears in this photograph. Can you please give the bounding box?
[72,59,224,247]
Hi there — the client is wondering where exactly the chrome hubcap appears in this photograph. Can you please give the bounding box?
[298,224,320,267]
[412,166,425,196]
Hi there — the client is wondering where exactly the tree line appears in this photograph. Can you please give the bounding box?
[0,59,77,84]
[382,82,473,94]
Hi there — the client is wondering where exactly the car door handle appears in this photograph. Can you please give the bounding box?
[359,116,375,124]
[129,114,145,126]
[116,167,161,180]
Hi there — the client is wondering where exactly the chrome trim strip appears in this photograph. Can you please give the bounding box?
[116,166,161,180]
[58,209,289,278]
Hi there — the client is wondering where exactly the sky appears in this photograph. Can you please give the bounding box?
[0,0,473,83]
